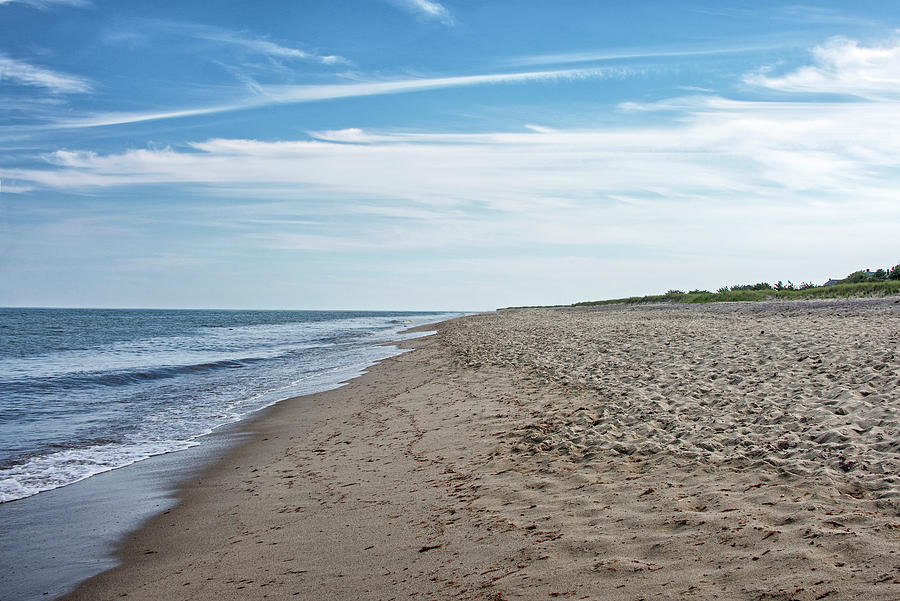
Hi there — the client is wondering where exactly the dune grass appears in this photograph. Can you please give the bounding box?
[569,280,900,307]
[501,280,900,310]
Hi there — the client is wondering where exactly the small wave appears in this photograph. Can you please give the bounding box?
[42,437,120,452]
[0,439,201,503]
[6,357,266,391]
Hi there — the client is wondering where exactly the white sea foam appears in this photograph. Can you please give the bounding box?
[0,440,200,503]
[0,310,462,503]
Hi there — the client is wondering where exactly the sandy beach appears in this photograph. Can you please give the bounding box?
[63,298,900,600]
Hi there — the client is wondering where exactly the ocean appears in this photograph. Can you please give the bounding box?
[0,308,462,503]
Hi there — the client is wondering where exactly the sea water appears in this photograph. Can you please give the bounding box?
[0,308,462,503]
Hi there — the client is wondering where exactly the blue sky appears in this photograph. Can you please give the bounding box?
[1,0,899,310]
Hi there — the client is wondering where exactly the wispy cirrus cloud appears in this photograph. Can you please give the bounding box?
[0,0,90,8]
[0,53,92,93]
[103,20,350,66]
[6,85,900,303]
[5,104,898,296]
[5,35,899,292]
[387,0,454,25]
[745,36,900,100]
[54,65,638,128]
[9,94,900,218]
[201,31,348,65]
[776,5,878,26]
[506,43,790,68]
[184,24,350,66]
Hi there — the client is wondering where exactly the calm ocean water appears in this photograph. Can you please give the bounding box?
[0,308,462,503]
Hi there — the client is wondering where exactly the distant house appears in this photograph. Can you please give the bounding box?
[823,278,841,286]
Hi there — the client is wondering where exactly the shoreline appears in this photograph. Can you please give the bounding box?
[0,321,450,601]
[60,326,466,600]
[0,421,243,601]
[34,299,900,599]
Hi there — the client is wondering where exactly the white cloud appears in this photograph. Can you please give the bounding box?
[310,128,369,143]
[7,35,900,308]
[776,5,877,27]
[192,27,351,66]
[8,96,900,227]
[523,124,556,134]
[104,20,350,67]
[745,36,900,100]
[0,179,32,193]
[0,0,90,8]
[264,66,628,101]
[5,35,900,295]
[507,43,787,67]
[55,65,637,128]
[389,0,454,25]
[0,53,92,93]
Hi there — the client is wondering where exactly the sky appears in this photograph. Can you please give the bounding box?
[1,1,899,310]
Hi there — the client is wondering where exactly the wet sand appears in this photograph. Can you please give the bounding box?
[64,299,900,600]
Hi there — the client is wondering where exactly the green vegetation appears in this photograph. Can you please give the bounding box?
[571,264,900,307]
[502,264,900,310]
[570,280,900,307]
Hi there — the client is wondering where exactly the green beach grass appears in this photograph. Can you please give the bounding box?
[571,280,900,307]
[503,279,900,310]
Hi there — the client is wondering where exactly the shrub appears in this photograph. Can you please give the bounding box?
[731,282,773,291]
[845,270,873,283]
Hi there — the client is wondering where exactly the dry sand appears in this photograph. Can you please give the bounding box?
[64,298,900,600]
